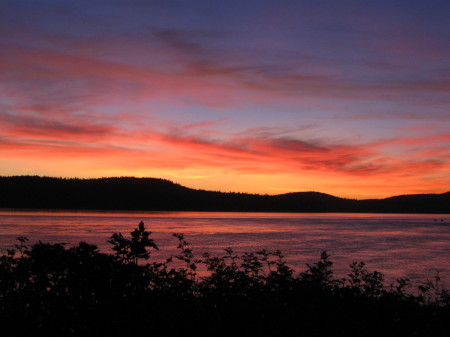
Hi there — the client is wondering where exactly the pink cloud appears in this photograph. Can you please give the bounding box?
[2,107,448,179]
[0,113,116,141]
[1,24,449,198]
[1,113,448,198]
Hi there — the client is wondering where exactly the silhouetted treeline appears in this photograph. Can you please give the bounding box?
[1,222,450,336]
[0,176,449,213]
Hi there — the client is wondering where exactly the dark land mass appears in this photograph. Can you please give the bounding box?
[0,175,449,213]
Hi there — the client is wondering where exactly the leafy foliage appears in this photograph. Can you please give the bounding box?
[1,222,450,336]
[108,221,158,264]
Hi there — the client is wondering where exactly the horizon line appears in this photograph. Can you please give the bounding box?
[2,174,448,201]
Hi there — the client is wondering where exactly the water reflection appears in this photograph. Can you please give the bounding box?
[0,210,449,284]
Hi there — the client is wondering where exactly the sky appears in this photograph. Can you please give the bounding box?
[1,0,449,199]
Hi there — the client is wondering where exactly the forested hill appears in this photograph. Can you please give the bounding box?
[0,176,448,213]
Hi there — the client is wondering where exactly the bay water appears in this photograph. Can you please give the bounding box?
[1,210,449,286]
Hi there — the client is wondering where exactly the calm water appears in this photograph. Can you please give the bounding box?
[1,210,449,285]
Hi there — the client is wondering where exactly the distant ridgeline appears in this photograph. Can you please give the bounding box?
[0,176,449,213]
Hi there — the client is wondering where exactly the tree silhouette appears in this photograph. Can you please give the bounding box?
[108,221,158,264]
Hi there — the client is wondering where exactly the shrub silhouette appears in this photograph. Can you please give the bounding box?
[108,221,158,264]
[1,222,450,336]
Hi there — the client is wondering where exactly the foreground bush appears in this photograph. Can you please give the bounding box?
[1,222,450,336]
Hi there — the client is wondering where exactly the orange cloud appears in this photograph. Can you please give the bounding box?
[1,21,449,199]
[1,113,448,199]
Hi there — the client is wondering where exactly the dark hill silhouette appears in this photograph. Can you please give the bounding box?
[358,192,450,213]
[0,176,448,213]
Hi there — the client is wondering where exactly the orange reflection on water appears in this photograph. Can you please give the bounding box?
[0,210,449,284]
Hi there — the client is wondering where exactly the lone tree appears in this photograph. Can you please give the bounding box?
[108,221,158,264]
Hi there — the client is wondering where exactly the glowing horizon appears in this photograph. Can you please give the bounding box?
[1,1,449,200]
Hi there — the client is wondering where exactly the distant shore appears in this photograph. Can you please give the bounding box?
[1,176,449,214]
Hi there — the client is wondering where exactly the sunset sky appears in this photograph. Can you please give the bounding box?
[1,0,449,199]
